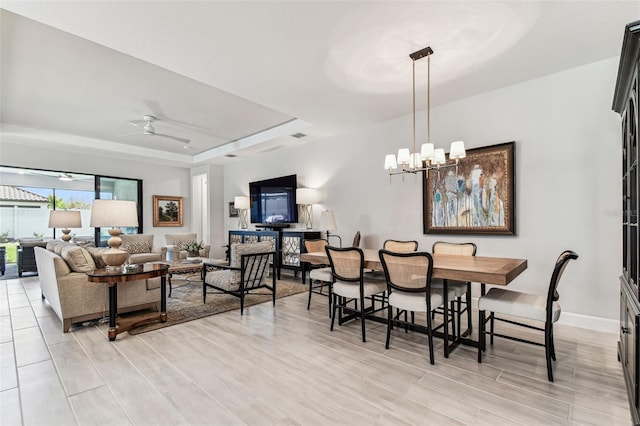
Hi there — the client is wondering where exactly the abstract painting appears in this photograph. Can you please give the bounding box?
[423,141,515,235]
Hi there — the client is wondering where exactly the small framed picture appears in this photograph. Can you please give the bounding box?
[153,195,183,227]
[229,201,239,217]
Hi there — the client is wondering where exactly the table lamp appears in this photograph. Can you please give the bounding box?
[234,196,250,229]
[296,188,318,229]
[48,210,82,242]
[89,199,139,268]
[319,210,342,247]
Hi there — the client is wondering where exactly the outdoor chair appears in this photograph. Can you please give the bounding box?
[477,250,579,381]
[17,240,47,277]
[202,240,276,315]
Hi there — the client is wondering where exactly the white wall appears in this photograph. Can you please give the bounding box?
[224,57,622,330]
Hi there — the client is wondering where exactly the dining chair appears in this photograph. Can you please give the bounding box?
[379,249,456,364]
[383,239,419,253]
[325,246,386,342]
[431,241,477,339]
[351,231,361,248]
[477,250,579,381]
[304,239,332,314]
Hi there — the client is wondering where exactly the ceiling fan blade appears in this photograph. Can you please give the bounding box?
[128,120,146,128]
[154,133,190,144]
[116,131,144,138]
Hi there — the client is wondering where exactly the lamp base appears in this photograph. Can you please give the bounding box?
[101,248,128,269]
[102,227,127,268]
[60,229,72,242]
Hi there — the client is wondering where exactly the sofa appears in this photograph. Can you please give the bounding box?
[34,241,161,332]
[120,234,166,264]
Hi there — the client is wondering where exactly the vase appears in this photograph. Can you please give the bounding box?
[187,251,199,259]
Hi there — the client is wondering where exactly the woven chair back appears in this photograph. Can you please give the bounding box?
[383,239,418,253]
[432,241,477,256]
[325,246,364,282]
[379,250,433,293]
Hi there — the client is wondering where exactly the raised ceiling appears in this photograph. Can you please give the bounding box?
[1,1,638,166]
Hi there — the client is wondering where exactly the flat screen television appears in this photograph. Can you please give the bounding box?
[249,174,298,224]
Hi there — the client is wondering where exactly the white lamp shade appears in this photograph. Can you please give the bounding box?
[449,140,466,159]
[48,210,81,228]
[296,188,318,205]
[234,196,250,210]
[397,148,411,165]
[433,148,446,165]
[384,154,397,170]
[319,210,337,231]
[90,199,139,227]
[420,143,435,160]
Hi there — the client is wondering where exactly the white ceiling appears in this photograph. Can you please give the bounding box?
[1,1,638,166]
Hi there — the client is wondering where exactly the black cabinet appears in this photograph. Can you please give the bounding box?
[228,229,320,281]
[613,20,640,426]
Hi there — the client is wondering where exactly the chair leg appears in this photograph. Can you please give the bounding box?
[330,293,337,331]
[360,295,366,342]
[478,309,485,363]
[202,282,207,304]
[550,324,556,361]
[426,311,435,365]
[465,286,472,334]
[385,304,392,349]
[545,322,554,382]
[307,279,313,310]
[328,283,332,317]
[240,291,245,315]
[489,313,495,345]
[404,310,408,333]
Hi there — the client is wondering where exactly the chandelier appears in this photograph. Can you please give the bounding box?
[384,47,466,179]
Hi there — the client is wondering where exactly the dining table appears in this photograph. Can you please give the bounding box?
[300,248,528,355]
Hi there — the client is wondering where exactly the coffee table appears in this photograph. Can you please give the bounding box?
[163,259,204,297]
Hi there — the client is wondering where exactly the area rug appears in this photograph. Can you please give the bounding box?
[128,277,307,335]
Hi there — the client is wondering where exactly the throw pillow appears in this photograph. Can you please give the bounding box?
[86,247,108,269]
[121,241,151,254]
[120,234,153,254]
[60,245,96,273]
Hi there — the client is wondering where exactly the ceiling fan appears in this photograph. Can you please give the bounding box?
[118,115,190,144]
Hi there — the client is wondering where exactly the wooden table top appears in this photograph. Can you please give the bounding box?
[87,263,169,284]
[301,249,527,286]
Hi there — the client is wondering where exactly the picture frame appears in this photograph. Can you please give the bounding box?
[229,201,239,217]
[423,141,515,235]
[153,195,183,227]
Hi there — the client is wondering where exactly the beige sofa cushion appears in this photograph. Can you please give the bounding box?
[60,245,96,273]
[121,234,154,254]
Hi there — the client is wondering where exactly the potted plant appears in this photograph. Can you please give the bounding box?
[182,240,204,258]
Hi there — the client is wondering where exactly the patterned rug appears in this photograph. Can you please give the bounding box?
[128,276,307,335]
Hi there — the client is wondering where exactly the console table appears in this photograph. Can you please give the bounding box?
[229,228,321,281]
[87,263,169,341]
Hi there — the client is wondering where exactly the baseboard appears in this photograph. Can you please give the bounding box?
[557,312,618,334]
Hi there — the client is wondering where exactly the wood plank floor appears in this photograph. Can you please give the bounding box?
[0,274,631,425]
